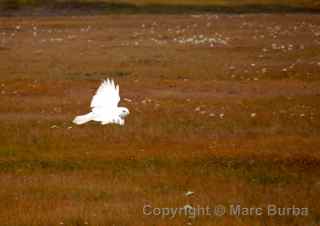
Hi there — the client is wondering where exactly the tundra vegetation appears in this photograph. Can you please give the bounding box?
[0,1,320,225]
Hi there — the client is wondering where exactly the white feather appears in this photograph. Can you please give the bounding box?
[73,79,129,126]
[90,78,120,109]
[73,112,93,125]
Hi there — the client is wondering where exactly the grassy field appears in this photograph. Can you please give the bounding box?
[1,7,320,226]
[1,0,319,6]
[1,0,319,12]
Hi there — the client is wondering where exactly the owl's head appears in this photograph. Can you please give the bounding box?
[118,107,130,118]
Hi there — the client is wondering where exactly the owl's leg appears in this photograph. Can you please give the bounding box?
[101,118,124,125]
[113,117,124,125]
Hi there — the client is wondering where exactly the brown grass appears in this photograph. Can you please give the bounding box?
[1,0,319,14]
[0,13,320,226]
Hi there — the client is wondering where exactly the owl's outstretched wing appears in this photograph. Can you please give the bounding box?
[90,79,120,109]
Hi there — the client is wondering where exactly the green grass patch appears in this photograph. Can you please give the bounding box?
[0,146,17,157]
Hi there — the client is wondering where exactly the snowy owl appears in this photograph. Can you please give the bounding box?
[73,79,129,126]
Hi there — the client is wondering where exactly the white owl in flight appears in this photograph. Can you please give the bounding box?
[73,79,130,126]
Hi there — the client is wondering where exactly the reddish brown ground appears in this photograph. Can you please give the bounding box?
[0,13,320,226]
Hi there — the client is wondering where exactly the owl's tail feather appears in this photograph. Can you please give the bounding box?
[73,112,93,125]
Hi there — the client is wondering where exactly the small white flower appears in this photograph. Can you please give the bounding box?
[185,191,194,196]
[124,98,132,103]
